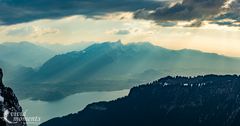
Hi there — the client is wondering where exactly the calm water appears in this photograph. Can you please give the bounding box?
[19,89,130,126]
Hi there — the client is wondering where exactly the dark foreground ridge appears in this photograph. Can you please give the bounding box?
[41,74,240,126]
[0,68,26,126]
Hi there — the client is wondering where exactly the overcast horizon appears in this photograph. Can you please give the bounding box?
[0,0,240,56]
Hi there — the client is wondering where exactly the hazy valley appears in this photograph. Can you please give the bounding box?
[1,41,240,101]
[1,0,240,125]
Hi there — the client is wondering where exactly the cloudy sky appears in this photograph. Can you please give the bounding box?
[0,0,240,56]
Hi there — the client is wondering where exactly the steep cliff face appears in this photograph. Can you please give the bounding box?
[0,68,27,126]
[41,75,240,126]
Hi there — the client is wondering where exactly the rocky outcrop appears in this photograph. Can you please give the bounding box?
[0,68,27,126]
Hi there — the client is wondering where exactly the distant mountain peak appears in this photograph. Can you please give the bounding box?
[0,41,55,67]
[85,41,159,51]
[2,41,33,46]
[83,41,124,52]
[116,39,122,44]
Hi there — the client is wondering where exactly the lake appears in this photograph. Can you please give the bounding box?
[19,89,130,126]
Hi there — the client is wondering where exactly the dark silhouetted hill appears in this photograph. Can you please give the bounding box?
[41,75,240,126]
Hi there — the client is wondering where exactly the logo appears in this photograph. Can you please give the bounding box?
[3,109,17,124]
[1,109,41,125]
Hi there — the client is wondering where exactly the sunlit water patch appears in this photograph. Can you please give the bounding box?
[20,89,130,126]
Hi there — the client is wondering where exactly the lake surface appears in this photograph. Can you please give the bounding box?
[19,89,130,126]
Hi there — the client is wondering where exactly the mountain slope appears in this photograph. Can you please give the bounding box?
[36,41,240,82]
[0,42,55,67]
[41,75,240,126]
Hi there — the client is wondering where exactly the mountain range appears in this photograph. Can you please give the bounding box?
[35,41,240,83]
[0,42,55,68]
[0,41,92,68]
[39,42,93,53]
[40,75,240,126]
[2,41,240,101]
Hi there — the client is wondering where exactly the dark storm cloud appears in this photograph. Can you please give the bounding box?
[1,0,239,28]
[157,21,177,27]
[185,20,203,27]
[228,0,240,21]
[0,0,166,25]
[211,0,240,27]
[211,21,240,27]
[134,0,229,27]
